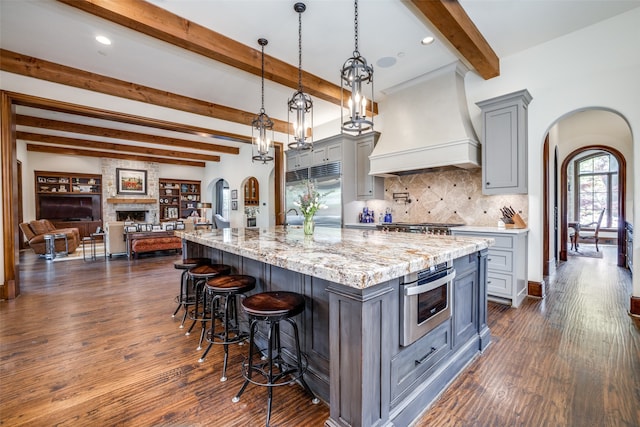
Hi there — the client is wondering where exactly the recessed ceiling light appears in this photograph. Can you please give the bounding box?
[421,36,435,45]
[95,35,111,45]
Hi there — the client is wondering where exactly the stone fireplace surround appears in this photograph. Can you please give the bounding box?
[102,159,159,223]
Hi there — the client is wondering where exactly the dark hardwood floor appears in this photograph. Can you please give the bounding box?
[1,245,638,426]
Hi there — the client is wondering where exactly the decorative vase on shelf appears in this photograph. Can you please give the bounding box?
[303,216,315,235]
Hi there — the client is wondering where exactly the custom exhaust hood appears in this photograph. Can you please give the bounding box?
[369,62,480,177]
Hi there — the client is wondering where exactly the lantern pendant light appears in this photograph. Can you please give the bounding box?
[341,0,373,134]
[252,38,275,163]
[287,2,313,151]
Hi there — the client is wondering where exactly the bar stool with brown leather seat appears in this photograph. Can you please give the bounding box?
[185,263,232,349]
[198,274,256,381]
[232,291,319,426]
[172,257,210,329]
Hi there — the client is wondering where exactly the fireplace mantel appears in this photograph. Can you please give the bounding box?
[107,198,156,204]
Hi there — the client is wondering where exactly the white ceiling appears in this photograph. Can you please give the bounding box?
[1,0,639,152]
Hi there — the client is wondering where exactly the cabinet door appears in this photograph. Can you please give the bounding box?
[453,267,478,348]
[356,138,383,200]
[482,105,520,192]
[477,89,531,195]
[311,141,342,166]
[286,152,299,171]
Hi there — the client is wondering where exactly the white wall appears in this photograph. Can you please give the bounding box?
[203,144,274,228]
[464,8,639,294]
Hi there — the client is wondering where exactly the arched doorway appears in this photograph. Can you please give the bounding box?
[560,146,626,263]
[543,108,631,271]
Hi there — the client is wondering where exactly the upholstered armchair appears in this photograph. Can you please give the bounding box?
[105,221,127,257]
[19,219,80,255]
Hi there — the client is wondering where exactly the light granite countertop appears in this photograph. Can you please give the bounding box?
[451,226,530,235]
[176,226,491,289]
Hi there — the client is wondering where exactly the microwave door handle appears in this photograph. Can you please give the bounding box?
[404,270,456,296]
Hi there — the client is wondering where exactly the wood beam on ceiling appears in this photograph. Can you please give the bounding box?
[16,115,237,155]
[409,0,499,79]
[55,0,378,116]
[9,91,252,144]
[26,144,206,167]
[0,49,290,134]
[17,132,221,162]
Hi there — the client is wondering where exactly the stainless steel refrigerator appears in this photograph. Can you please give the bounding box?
[285,175,341,228]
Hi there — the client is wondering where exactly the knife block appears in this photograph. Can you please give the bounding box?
[506,213,527,229]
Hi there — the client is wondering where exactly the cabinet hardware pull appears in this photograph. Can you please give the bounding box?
[415,347,437,365]
[486,182,491,185]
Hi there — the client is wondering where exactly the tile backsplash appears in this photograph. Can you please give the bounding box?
[359,168,528,226]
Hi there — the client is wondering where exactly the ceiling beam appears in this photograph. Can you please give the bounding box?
[410,0,499,79]
[0,49,291,134]
[9,91,253,144]
[56,0,378,115]
[16,115,238,155]
[26,144,206,167]
[17,132,221,162]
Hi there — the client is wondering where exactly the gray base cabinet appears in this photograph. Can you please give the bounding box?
[185,241,489,427]
[452,227,529,307]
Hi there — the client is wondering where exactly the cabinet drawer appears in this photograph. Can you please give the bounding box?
[492,235,514,249]
[487,271,513,297]
[390,320,451,402]
[487,249,513,272]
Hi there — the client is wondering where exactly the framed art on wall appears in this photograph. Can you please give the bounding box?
[116,168,147,195]
[231,189,238,200]
[231,200,238,210]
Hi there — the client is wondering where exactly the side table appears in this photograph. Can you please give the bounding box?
[44,233,68,260]
[83,232,105,261]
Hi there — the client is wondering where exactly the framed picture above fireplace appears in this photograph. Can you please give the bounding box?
[116,168,147,195]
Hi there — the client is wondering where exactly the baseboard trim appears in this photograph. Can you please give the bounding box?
[528,280,546,299]
[629,296,640,318]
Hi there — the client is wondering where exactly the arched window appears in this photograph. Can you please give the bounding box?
[574,152,618,228]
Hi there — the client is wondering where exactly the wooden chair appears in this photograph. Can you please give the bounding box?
[577,209,606,252]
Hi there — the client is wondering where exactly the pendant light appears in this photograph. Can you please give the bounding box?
[252,38,274,163]
[288,2,313,151]
[341,0,373,134]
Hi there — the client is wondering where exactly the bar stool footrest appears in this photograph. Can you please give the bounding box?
[239,350,310,388]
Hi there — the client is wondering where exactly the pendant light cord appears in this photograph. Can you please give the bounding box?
[353,0,359,56]
[260,41,265,113]
[297,9,303,92]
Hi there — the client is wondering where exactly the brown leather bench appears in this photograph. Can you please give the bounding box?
[131,236,182,258]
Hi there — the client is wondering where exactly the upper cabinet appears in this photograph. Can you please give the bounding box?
[477,89,532,195]
[355,132,384,200]
[286,150,312,172]
[311,140,342,166]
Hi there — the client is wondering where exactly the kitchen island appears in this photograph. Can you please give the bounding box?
[176,226,491,427]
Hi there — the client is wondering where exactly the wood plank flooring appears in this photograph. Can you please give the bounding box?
[1,245,638,426]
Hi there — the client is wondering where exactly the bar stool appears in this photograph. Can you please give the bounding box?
[172,257,210,328]
[185,263,232,349]
[232,291,319,426]
[199,275,256,381]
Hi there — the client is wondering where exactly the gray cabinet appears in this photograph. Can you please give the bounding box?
[476,89,532,195]
[286,149,311,172]
[311,140,342,166]
[452,228,529,307]
[356,132,384,200]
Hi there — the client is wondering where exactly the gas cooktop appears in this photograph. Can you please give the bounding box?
[376,222,465,235]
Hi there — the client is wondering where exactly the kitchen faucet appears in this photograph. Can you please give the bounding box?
[286,208,299,216]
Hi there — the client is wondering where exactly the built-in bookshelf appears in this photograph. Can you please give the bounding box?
[158,179,201,221]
